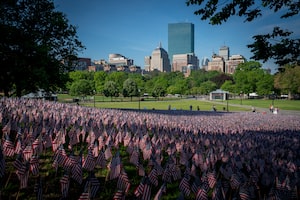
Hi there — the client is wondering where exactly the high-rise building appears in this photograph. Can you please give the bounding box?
[168,23,194,65]
[145,43,170,72]
[219,46,229,61]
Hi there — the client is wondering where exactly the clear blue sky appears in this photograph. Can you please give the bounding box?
[54,0,299,73]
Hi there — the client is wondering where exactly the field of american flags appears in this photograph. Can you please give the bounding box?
[0,97,300,199]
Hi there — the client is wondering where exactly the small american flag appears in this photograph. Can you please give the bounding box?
[3,136,15,157]
[82,149,96,171]
[60,173,70,198]
[117,169,131,194]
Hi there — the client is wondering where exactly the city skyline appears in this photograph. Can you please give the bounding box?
[54,0,300,73]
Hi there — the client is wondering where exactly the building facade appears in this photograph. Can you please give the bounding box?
[207,54,225,72]
[225,55,245,74]
[168,23,194,65]
[172,53,199,77]
[108,54,133,66]
[145,43,171,72]
[219,46,229,61]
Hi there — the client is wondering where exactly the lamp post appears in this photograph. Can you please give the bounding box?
[93,90,96,107]
[226,93,229,112]
[138,89,141,110]
[240,91,243,105]
[272,91,275,106]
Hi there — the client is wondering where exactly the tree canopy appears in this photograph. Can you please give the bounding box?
[0,0,84,97]
[186,0,300,67]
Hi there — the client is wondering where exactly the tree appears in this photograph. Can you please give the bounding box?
[0,0,84,97]
[94,71,107,94]
[122,78,139,101]
[103,81,119,101]
[105,72,128,91]
[256,73,274,96]
[221,80,236,93]
[199,81,217,95]
[233,61,265,95]
[69,79,95,98]
[186,0,300,66]
[151,85,166,99]
[274,65,300,99]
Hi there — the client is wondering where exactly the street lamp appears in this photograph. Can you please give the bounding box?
[272,91,275,106]
[240,91,243,105]
[93,90,96,107]
[138,89,141,110]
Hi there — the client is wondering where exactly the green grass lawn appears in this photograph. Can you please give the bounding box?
[57,94,300,112]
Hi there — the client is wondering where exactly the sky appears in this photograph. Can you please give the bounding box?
[54,0,300,74]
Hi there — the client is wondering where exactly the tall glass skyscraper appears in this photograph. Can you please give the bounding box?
[168,23,194,64]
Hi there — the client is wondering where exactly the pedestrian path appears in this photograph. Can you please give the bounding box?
[199,99,300,116]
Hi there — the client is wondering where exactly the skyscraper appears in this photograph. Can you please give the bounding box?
[168,23,194,64]
[219,46,229,61]
[145,43,170,72]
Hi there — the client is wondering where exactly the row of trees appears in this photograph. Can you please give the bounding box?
[67,61,300,100]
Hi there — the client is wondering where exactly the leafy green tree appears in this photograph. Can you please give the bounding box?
[105,72,128,91]
[122,78,139,101]
[152,85,166,99]
[256,73,274,96]
[274,65,300,99]
[69,79,95,98]
[186,0,300,66]
[221,80,236,93]
[94,71,107,94]
[233,61,264,94]
[210,73,233,88]
[199,81,217,95]
[67,71,94,91]
[103,81,119,101]
[0,0,84,96]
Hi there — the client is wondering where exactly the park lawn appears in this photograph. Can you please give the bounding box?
[57,94,300,111]
[79,99,248,112]
[228,98,300,111]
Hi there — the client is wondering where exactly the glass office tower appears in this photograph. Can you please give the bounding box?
[168,23,194,64]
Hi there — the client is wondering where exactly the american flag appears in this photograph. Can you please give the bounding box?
[148,168,158,186]
[95,149,106,168]
[34,176,43,200]
[136,162,145,176]
[15,137,24,154]
[108,151,121,180]
[134,176,152,200]
[104,146,112,160]
[113,190,125,200]
[153,182,166,200]
[196,188,208,200]
[23,145,33,162]
[179,170,191,197]
[17,162,29,189]
[239,185,251,200]
[117,169,131,194]
[84,172,100,198]
[32,135,43,155]
[0,146,5,178]
[82,149,96,171]
[78,192,90,200]
[60,173,70,198]
[129,149,139,165]
[29,155,39,176]
[2,136,15,157]
[207,170,217,189]
[71,153,83,184]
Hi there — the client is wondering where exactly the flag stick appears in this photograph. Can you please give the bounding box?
[4,171,12,188]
